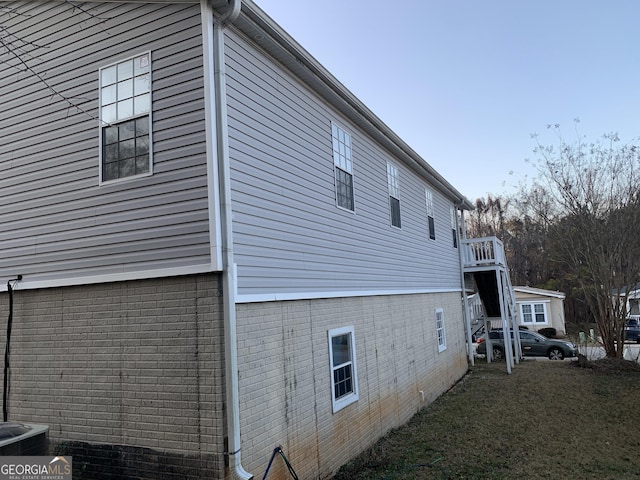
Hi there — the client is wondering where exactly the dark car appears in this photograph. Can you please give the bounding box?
[623,319,640,343]
[477,329,577,360]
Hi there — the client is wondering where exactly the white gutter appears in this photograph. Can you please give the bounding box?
[203,0,253,478]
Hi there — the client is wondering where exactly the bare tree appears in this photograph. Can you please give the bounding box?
[1,1,104,121]
[467,195,511,239]
[532,122,640,357]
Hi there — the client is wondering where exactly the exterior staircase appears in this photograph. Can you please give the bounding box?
[461,237,521,373]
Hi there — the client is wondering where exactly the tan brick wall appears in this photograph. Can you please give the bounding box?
[0,274,225,479]
[237,292,469,479]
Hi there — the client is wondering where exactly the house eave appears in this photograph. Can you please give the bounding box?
[235,0,473,209]
[513,286,566,300]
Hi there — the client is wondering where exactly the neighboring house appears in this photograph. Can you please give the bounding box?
[614,284,640,321]
[1,1,475,479]
[513,286,567,335]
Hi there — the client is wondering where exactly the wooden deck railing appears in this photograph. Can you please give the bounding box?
[461,237,506,268]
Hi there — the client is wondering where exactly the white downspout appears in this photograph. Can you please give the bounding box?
[204,0,253,478]
[457,206,474,366]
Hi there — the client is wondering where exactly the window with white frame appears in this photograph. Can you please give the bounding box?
[99,52,152,182]
[520,302,548,325]
[425,189,435,240]
[387,163,401,228]
[436,308,446,352]
[328,326,359,412]
[450,206,458,248]
[332,123,354,211]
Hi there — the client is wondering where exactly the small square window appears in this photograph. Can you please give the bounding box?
[328,326,359,412]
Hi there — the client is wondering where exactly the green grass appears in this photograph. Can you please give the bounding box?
[332,358,640,479]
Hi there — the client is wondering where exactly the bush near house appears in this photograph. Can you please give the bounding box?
[537,327,557,338]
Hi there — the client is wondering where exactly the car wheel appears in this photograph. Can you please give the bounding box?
[548,347,564,360]
[492,347,504,361]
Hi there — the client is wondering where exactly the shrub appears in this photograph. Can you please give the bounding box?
[538,327,557,338]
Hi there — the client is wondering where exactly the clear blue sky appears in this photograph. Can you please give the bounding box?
[255,0,640,202]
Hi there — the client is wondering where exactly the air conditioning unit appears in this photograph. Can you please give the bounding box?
[0,422,49,456]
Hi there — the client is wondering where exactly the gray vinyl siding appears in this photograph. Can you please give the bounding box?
[225,29,461,297]
[0,2,211,284]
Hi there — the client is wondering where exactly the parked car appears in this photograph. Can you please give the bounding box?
[623,319,640,343]
[477,329,577,360]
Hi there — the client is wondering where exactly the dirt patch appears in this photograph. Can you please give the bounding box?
[332,359,640,479]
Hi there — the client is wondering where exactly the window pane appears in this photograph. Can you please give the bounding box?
[103,126,118,145]
[136,118,149,136]
[120,139,135,159]
[101,65,117,86]
[119,120,136,141]
[387,163,399,198]
[428,216,435,240]
[117,78,133,100]
[117,99,133,119]
[390,196,401,227]
[136,155,149,174]
[133,93,150,116]
[336,168,354,211]
[134,74,150,96]
[136,135,149,155]
[101,85,117,106]
[134,53,150,75]
[103,162,118,181]
[117,59,133,81]
[104,143,119,162]
[101,104,117,124]
[332,334,351,365]
[120,158,136,177]
[332,125,352,174]
[425,190,434,215]
[333,364,353,399]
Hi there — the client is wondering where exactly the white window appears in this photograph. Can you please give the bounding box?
[99,52,152,182]
[328,326,359,412]
[425,189,435,240]
[332,123,354,211]
[436,308,446,352]
[387,163,401,228]
[520,302,548,325]
[450,206,458,248]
